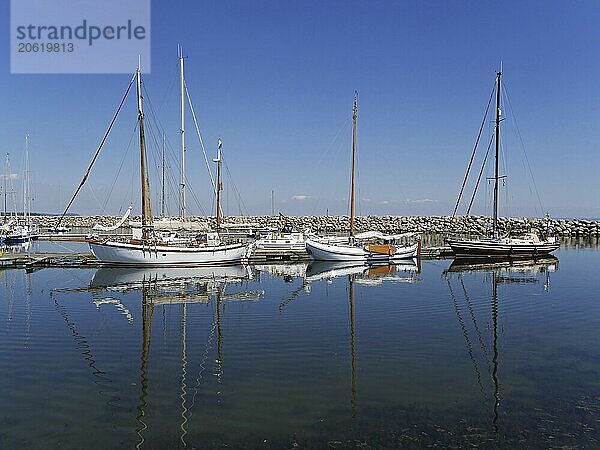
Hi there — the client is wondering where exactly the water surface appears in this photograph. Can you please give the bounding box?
[0,246,598,448]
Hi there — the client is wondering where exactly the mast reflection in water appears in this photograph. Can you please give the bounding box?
[444,256,558,434]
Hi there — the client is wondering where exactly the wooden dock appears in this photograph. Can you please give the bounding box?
[0,252,101,271]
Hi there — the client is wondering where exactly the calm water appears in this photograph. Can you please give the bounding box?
[0,246,599,448]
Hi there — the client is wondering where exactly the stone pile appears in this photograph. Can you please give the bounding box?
[35,215,600,237]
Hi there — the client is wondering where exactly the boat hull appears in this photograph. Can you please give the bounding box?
[446,238,560,258]
[255,239,306,251]
[305,239,418,262]
[89,240,249,266]
[4,234,38,244]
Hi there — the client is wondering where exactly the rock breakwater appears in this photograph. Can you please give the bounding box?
[36,215,600,237]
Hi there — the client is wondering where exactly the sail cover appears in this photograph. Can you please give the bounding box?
[93,205,132,232]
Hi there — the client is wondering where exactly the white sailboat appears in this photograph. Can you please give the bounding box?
[305,92,420,262]
[88,63,250,266]
[5,135,39,244]
[446,70,559,258]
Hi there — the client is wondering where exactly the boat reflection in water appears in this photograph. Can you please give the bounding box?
[300,259,421,418]
[75,265,262,448]
[443,256,558,432]
[0,240,32,255]
[305,258,421,286]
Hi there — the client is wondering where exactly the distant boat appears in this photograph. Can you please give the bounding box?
[48,226,71,234]
[88,62,250,266]
[446,70,559,258]
[255,222,307,251]
[305,92,420,262]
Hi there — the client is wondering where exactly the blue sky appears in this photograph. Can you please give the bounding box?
[1,0,599,218]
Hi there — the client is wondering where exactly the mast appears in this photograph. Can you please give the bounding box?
[23,134,30,223]
[213,139,223,232]
[491,271,500,431]
[161,132,166,217]
[137,65,153,238]
[271,189,274,216]
[493,71,501,237]
[350,91,358,236]
[349,275,357,418]
[179,45,186,219]
[3,153,7,221]
[136,283,153,447]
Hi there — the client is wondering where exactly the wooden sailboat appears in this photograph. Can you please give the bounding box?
[88,65,250,266]
[446,70,559,258]
[305,92,420,262]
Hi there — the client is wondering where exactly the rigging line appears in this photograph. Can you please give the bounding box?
[102,120,138,212]
[189,305,218,411]
[142,99,207,216]
[311,119,352,216]
[223,159,249,216]
[86,183,108,215]
[499,134,511,220]
[453,80,496,216]
[502,82,545,215]
[466,133,494,216]
[447,278,487,401]
[315,117,352,168]
[57,74,135,227]
[459,277,491,368]
[142,83,186,191]
[51,292,122,407]
[185,82,217,194]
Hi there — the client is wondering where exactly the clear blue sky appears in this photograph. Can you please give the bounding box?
[1,0,599,218]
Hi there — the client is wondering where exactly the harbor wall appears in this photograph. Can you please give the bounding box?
[36,215,600,237]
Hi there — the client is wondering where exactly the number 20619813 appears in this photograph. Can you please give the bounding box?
[18,42,74,52]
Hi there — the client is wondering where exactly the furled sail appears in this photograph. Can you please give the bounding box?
[93,205,132,232]
[0,221,14,232]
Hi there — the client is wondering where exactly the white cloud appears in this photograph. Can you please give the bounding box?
[405,198,435,204]
[292,195,311,201]
[379,198,436,206]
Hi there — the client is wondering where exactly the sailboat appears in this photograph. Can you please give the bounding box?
[88,64,250,266]
[446,70,559,258]
[5,135,39,244]
[305,92,420,262]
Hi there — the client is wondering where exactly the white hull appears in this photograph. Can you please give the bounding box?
[255,232,306,251]
[91,265,250,288]
[89,240,250,266]
[255,239,306,251]
[305,238,418,262]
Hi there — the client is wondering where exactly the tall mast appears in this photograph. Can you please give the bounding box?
[350,91,358,236]
[491,271,500,430]
[493,71,501,237]
[348,275,357,418]
[179,45,186,219]
[213,138,223,232]
[3,153,7,221]
[137,64,153,237]
[161,132,166,217]
[23,134,30,222]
